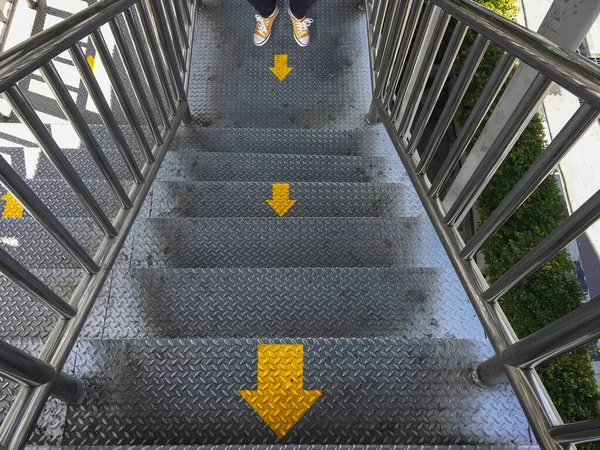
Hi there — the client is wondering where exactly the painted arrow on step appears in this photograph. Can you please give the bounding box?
[270,54,293,81]
[239,344,323,438]
[1,193,23,219]
[266,183,296,217]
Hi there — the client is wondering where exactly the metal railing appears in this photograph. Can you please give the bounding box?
[0,0,199,447]
[365,0,600,448]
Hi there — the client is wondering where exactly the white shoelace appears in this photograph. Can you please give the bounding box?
[294,17,313,35]
[255,15,268,34]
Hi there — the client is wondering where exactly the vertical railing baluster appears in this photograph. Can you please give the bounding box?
[443,74,551,226]
[382,0,425,108]
[0,148,99,273]
[460,104,599,259]
[123,8,170,129]
[0,247,76,318]
[428,52,516,197]
[146,0,187,102]
[3,86,118,239]
[108,18,163,145]
[91,29,155,163]
[405,21,468,155]
[159,0,186,72]
[389,2,436,124]
[172,0,190,50]
[135,2,177,116]
[40,62,133,209]
[396,9,451,138]
[415,34,489,169]
[69,44,145,184]
[374,0,413,100]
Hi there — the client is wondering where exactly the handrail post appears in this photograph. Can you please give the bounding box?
[0,341,84,404]
[472,355,506,388]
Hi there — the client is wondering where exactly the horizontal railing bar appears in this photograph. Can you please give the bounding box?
[0,340,56,386]
[4,85,119,238]
[483,183,600,303]
[0,120,100,274]
[443,73,551,226]
[502,292,600,369]
[69,43,146,184]
[428,0,600,110]
[0,0,137,91]
[39,62,133,210]
[550,418,600,445]
[428,52,516,197]
[417,34,489,173]
[461,103,600,259]
[0,247,76,318]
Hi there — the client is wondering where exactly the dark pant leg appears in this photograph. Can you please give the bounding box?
[289,0,318,18]
[246,0,277,17]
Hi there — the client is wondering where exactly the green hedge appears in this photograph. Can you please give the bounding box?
[456,0,600,443]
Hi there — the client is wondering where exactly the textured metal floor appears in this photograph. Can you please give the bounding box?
[0,0,532,446]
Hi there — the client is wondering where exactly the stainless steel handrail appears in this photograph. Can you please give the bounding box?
[365,0,600,448]
[0,0,198,448]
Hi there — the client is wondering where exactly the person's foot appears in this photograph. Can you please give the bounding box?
[288,6,313,47]
[254,6,279,46]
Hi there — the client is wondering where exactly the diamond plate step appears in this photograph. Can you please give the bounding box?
[149,181,421,218]
[0,179,132,220]
[53,338,530,446]
[101,267,483,340]
[188,0,371,129]
[0,269,113,340]
[128,217,447,269]
[171,126,397,157]
[157,152,399,183]
[0,218,132,269]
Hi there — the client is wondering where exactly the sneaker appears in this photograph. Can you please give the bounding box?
[254,6,279,46]
[288,6,313,47]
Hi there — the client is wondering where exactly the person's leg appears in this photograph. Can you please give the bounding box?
[289,0,318,19]
[247,0,277,17]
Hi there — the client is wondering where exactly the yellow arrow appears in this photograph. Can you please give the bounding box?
[239,344,323,439]
[266,183,296,217]
[270,54,293,81]
[87,55,97,74]
[1,193,23,219]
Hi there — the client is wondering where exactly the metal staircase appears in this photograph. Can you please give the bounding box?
[0,0,599,448]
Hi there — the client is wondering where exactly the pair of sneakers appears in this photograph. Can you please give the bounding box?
[254,5,313,47]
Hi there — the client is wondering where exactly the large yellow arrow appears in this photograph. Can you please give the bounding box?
[1,193,24,219]
[239,344,323,438]
[270,54,293,81]
[266,183,296,217]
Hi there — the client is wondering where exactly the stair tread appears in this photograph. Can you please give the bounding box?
[51,337,529,445]
[158,152,402,183]
[149,181,420,218]
[128,216,447,269]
